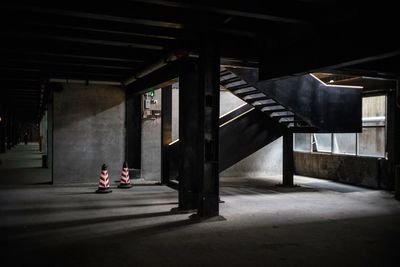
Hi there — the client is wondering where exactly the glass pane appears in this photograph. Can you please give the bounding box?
[313,134,332,153]
[362,96,386,126]
[362,95,386,117]
[294,133,311,152]
[358,127,385,157]
[333,133,356,155]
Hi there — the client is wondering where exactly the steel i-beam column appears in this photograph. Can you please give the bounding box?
[197,37,220,217]
[178,64,200,211]
[178,37,220,216]
[6,114,12,150]
[282,131,294,186]
[394,82,400,200]
[12,119,18,146]
[161,85,172,184]
[0,112,5,153]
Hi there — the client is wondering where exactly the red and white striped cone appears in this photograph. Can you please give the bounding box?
[118,161,132,188]
[96,164,112,193]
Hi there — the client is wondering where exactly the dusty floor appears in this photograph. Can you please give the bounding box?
[0,143,51,185]
[1,144,400,266]
[1,176,399,267]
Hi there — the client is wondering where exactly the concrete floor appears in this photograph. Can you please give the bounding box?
[1,144,400,266]
[0,143,51,185]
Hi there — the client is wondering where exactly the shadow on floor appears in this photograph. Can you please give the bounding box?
[220,177,318,196]
[2,202,179,215]
[1,210,180,233]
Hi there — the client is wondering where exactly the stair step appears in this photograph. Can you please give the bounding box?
[255,102,280,108]
[243,93,265,100]
[270,111,294,117]
[275,114,295,119]
[279,117,299,123]
[226,84,252,90]
[220,73,236,82]
[220,70,231,77]
[236,90,260,97]
[224,80,247,88]
[261,105,285,112]
[220,77,242,86]
[246,96,270,102]
[233,87,257,94]
[252,99,276,106]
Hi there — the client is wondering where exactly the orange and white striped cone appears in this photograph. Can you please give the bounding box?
[118,161,132,188]
[96,164,112,193]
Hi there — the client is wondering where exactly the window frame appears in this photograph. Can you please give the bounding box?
[293,94,387,159]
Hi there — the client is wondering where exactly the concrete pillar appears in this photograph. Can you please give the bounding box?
[178,36,220,217]
[126,93,142,173]
[282,131,294,186]
[161,85,172,185]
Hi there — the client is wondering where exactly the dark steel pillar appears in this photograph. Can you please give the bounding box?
[12,119,18,146]
[282,131,294,186]
[178,65,200,211]
[197,37,220,217]
[126,93,142,172]
[6,113,12,150]
[0,112,5,153]
[178,37,220,216]
[161,85,172,185]
[393,83,400,200]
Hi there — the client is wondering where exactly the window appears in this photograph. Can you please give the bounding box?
[358,95,386,157]
[294,95,386,158]
[294,133,311,152]
[333,133,356,155]
[313,134,332,153]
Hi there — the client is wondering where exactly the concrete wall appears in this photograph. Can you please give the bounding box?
[141,89,162,181]
[220,90,246,116]
[294,152,391,189]
[221,138,283,177]
[53,83,125,184]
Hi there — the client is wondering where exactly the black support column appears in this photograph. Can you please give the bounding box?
[282,131,294,186]
[6,113,12,150]
[393,82,400,200]
[126,93,142,172]
[161,85,172,185]
[178,64,200,211]
[178,37,220,217]
[197,38,220,217]
[12,119,18,146]
[0,110,5,153]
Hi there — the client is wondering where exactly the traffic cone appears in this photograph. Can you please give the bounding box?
[118,161,132,188]
[96,164,112,193]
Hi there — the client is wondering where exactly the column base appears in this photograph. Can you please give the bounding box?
[189,214,226,222]
[170,207,197,214]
